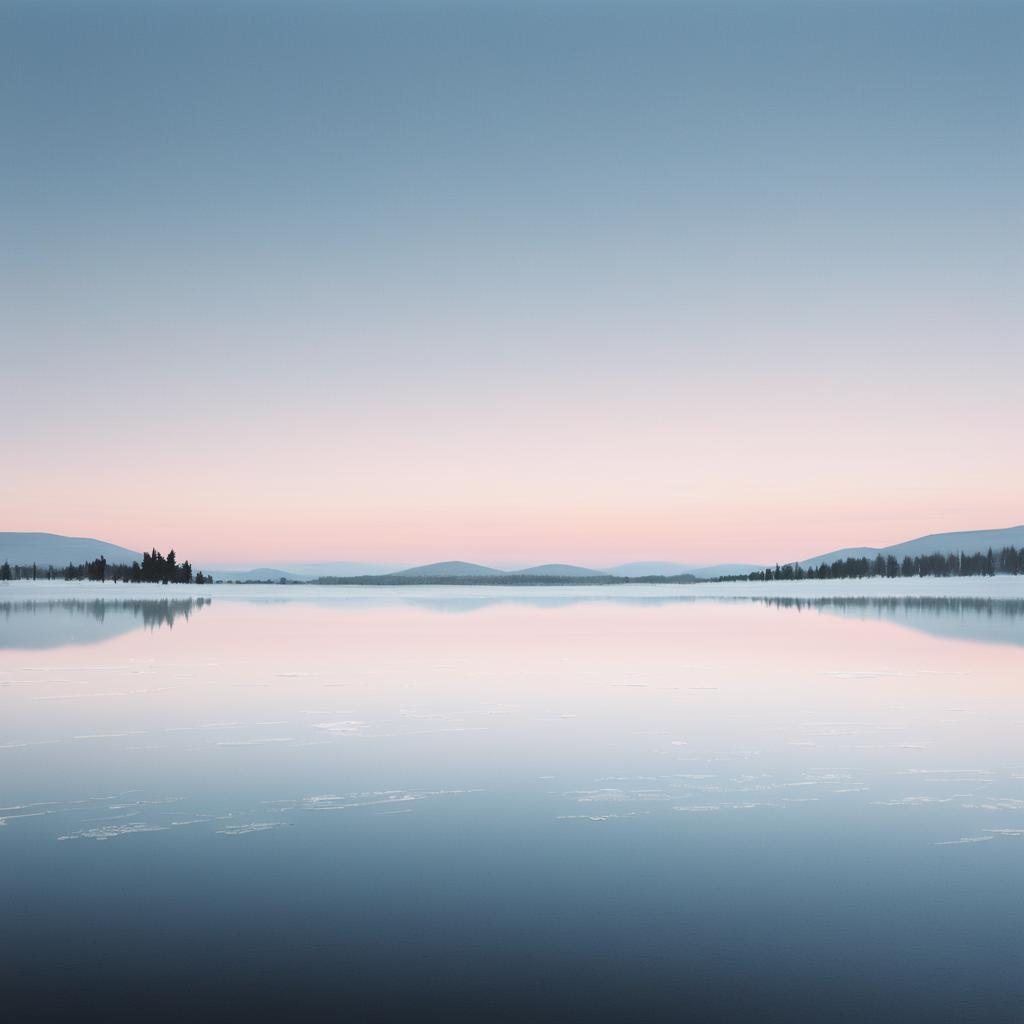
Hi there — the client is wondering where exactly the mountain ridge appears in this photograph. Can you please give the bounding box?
[798,525,1024,569]
[391,561,504,578]
[606,561,693,577]
[0,532,143,567]
[5,525,1022,582]
[507,564,604,577]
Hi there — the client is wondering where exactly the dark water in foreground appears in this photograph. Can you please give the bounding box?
[1,584,1022,1022]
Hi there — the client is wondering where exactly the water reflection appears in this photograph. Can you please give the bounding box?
[225,588,1024,648]
[2,589,1023,650]
[0,597,211,648]
[757,595,1024,648]
[1,587,1022,1020]
[405,595,1024,648]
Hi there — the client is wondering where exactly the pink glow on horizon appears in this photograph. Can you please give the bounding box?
[7,461,1020,568]
[5,321,1020,567]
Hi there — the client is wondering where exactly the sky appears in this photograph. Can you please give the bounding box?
[2,0,1021,569]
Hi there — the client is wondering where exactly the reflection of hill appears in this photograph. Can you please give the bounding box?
[216,588,1024,646]
[373,592,1024,644]
[758,596,1024,649]
[0,598,211,649]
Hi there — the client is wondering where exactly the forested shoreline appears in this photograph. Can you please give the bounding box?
[309,572,700,586]
[726,547,1023,582]
[3,547,1022,587]
[0,548,211,584]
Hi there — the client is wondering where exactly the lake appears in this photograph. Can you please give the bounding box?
[2,583,1022,1022]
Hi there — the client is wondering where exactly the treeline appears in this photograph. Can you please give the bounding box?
[312,573,700,586]
[313,573,625,586]
[0,547,212,584]
[727,547,1023,582]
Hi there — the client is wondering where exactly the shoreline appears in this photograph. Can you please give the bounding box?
[4,576,1024,601]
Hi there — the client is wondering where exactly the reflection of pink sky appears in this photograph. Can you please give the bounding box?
[5,600,1020,765]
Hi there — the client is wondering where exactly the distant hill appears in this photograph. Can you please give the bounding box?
[278,561,399,578]
[507,564,603,577]
[187,561,400,581]
[392,561,504,578]
[10,525,1020,585]
[690,563,766,579]
[797,547,879,568]
[799,525,1024,569]
[606,561,694,577]
[0,532,143,568]
[206,568,312,582]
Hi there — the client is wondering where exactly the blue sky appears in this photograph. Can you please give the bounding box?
[2,1,1021,564]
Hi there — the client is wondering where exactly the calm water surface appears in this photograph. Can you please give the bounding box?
[2,584,1022,1022]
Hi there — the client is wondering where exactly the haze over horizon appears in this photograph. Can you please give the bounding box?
[4,1,1021,567]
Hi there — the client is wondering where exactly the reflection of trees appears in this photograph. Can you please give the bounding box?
[0,598,212,631]
[758,596,1024,621]
[757,595,1024,648]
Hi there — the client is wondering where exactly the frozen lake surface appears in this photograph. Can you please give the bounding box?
[2,581,1022,1021]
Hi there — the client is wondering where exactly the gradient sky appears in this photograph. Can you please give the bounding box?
[2,0,1021,568]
